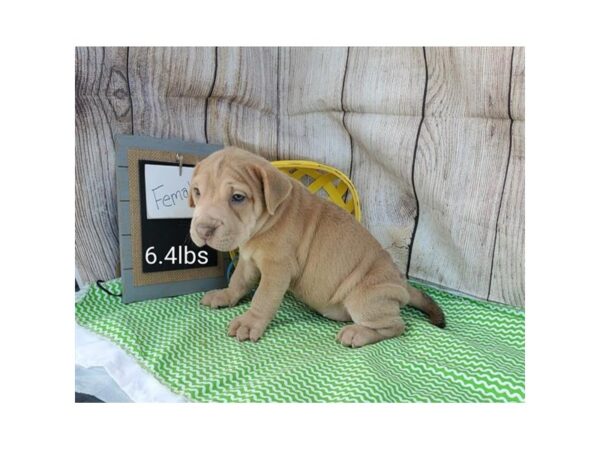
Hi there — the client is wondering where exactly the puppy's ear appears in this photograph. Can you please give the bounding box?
[188,185,195,207]
[251,164,292,215]
[188,163,201,208]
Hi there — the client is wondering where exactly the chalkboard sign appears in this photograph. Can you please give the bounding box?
[138,159,219,273]
[115,135,228,303]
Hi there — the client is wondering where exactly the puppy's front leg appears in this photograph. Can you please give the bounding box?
[201,257,259,308]
[228,264,290,342]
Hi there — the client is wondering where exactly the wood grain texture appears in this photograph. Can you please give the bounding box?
[411,116,511,298]
[342,47,425,270]
[128,47,216,141]
[207,47,278,160]
[489,120,524,306]
[343,47,425,116]
[75,47,132,284]
[278,47,351,171]
[511,47,525,121]
[426,47,512,119]
[486,48,525,306]
[409,47,514,300]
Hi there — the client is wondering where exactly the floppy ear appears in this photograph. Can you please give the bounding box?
[252,164,292,215]
[188,163,201,208]
[188,185,195,207]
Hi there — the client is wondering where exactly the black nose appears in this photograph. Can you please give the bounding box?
[196,224,216,240]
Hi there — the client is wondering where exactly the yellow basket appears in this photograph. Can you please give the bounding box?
[228,160,361,270]
[271,160,362,221]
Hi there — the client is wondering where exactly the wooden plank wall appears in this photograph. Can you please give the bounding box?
[75,47,525,307]
[75,47,131,282]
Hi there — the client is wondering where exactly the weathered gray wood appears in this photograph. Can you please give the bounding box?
[488,47,525,306]
[343,47,426,116]
[409,47,513,300]
[278,47,351,171]
[489,120,524,306]
[511,47,525,121]
[207,47,278,160]
[342,47,425,269]
[75,47,132,284]
[425,47,513,119]
[128,47,216,141]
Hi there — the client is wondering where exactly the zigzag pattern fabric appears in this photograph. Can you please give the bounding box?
[76,279,525,402]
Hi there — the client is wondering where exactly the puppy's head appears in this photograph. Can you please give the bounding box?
[188,147,292,251]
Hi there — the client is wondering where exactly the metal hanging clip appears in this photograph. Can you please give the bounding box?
[176,153,183,176]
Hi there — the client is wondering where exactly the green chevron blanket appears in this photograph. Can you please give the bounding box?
[75,279,525,402]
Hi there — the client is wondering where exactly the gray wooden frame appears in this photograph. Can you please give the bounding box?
[116,134,226,303]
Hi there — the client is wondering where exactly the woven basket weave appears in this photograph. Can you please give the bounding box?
[271,160,361,221]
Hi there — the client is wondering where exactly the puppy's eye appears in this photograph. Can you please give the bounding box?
[193,188,200,196]
[231,193,246,203]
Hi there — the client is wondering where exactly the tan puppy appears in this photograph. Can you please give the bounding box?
[189,146,445,348]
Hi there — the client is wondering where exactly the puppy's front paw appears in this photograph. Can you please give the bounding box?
[228,311,267,342]
[201,289,236,308]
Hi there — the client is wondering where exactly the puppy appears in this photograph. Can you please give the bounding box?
[189,146,445,348]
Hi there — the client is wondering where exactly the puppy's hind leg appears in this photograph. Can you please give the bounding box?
[336,294,406,348]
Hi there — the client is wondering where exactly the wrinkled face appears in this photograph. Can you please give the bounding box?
[188,148,291,252]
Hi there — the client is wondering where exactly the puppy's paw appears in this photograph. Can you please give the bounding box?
[201,289,236,308]
[228,311,268,342]
[336,324,381,348]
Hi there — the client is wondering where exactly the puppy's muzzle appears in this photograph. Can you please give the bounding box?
[195,224,217,240]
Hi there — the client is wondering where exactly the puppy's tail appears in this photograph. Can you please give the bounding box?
[404,284,446,328]
[372,282,446,328]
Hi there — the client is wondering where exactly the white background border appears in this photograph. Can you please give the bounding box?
[2,0,599,448]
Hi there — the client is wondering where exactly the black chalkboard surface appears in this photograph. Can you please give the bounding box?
[115,135,228,303]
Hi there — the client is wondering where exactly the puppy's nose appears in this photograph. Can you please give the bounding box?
[196,224,216,240]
